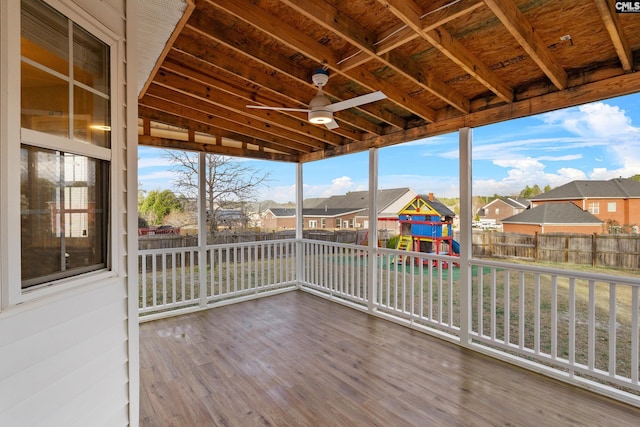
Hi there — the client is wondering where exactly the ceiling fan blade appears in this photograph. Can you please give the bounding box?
[246,105,310,112]
[325,119,339,130]
[327,91,386,112]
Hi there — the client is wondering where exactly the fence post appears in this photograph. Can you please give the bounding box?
[592,233,597,267]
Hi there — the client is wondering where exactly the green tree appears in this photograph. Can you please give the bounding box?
[139,189,183,226]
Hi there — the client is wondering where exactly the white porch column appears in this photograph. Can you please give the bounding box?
[198,152,207,307]
[459,127,473,345]
[295,162,303,289]
[367,148,378,313]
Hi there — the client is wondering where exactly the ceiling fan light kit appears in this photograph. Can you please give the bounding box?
[308,109,333,124]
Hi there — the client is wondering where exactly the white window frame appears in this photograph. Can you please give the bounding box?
[608,202,616,213]
[1,0,121,307]
[588,201,600,215]
[308,219,317,229]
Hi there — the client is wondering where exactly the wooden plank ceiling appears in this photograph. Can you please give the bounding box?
[138,0,640,163]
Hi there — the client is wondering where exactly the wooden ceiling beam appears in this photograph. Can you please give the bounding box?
[301,68,640,162]
[379,0,513,103]
[339,0,483,71]
[141,88,323,153]
[138,106,302,157]
[165,47,386,136]
[205,0,436,123]
[139,134,295,162]
[280,0,469,116]
[140,104,313,157]
[483,0,568,90]
[184,11,405,130]
[151,69,350,146]
[159,58,365,142]
[593,0,633,72]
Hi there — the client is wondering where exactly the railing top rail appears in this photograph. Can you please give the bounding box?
[139,246,200,255]
[471,258,640,287]
[206,238,296,251]
[300,238,367,251]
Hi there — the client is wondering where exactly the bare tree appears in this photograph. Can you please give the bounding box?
[163,150,270,232]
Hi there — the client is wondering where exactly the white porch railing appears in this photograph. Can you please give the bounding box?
[468,259,640,402]
[138,239,640,405]
[138,239,297,319]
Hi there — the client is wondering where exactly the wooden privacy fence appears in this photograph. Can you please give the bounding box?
[138,229,372,250]
[473,231,640,269]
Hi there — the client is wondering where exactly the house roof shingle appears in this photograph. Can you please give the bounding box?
[415,194,456,218]
[531,178,640,201]
[501,203,603,225]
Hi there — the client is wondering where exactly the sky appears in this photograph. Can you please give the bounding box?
[138,93,640,203]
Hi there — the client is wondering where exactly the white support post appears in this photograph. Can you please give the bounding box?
[198,152,207,307]
[367,148,378,313]
[295,162,303,289]
[459,127,473,346]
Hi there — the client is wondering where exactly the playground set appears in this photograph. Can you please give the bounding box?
[395,194,460,265]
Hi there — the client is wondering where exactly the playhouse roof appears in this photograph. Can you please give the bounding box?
[399,195,455,217]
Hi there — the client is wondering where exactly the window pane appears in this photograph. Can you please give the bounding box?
[21,0,69,76]
[73,23,110,94]
[21,61,70,136]
[74,85,110,147]
[21,145,108,287]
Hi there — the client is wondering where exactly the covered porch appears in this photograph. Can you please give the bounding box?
[140,291,640,426]
[135,0,640,424]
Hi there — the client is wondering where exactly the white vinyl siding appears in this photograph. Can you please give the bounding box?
[0,1,133,426]
[0,279,129,426]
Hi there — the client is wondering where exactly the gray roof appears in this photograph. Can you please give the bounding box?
[266,208,296,217]
[304,188,412,212]
[266,207,363,218]
[501,203,603,225]
[503,197,530,208]
[416,194,456,217]
[532,178,640,201]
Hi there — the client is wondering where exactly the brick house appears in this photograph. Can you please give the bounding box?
[262,188,417,232]
[477,197,529,224]
[529,178,640,232]
[502,202,604,235]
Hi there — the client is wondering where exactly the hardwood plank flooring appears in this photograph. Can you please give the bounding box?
[139,291,640,426]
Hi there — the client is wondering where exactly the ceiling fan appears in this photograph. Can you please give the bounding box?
[246,69,386,129]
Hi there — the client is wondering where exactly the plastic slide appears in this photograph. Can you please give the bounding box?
[451,239,460,254]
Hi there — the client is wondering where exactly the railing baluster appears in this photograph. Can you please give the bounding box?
[551,275,557,360]
[609,283,617,377]
[519,271,525,350]
[491,268,496,341]
[504,269,510,345]
[569,277,576,376]
[588,280,596,371]
[632,286,639,385]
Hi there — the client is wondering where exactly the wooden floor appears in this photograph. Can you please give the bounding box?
[140,291,640,426]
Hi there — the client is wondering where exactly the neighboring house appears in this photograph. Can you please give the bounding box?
[477,197,529,224]
[502,202,604,235]
[213,209,249,230]
[530,178,640,231]
[262,188,417,233]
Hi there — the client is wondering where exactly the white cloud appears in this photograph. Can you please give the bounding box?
[302,176,367,199]
[473,100,640,195]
